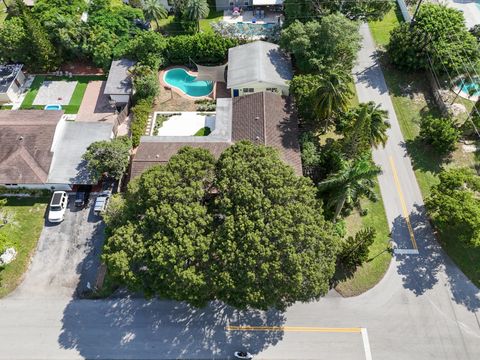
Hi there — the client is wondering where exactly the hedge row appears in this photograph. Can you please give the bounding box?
[130,98,153,147]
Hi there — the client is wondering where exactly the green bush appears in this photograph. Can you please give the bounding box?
[419,115,460,154]
[387,4,479,73]
[338,227,376,273]
[165,32,238,65]
[0,187,51,197]
[130,98,153,147]
[132,65,160,101]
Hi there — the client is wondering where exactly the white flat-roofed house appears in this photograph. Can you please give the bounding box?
[0,64,26,105]
[227,41,293,97]
[104,59,136,105]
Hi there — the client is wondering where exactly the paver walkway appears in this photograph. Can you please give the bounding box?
[76,81,116,123]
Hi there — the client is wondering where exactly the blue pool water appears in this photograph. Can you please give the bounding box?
[234,22,277,37]
[458,78,480,97]
[44,104,62,110]
[164,68,213,97]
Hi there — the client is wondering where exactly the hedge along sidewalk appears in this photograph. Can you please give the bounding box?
[0,197,48,298]
[20,75,106,114]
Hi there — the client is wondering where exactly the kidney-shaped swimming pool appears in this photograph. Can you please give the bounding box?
[164,68,213,97]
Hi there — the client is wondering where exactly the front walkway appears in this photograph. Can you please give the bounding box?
[76,81,116,123]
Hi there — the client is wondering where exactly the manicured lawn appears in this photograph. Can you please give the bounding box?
[199,10,223,33]
[0,197,48,298]
[368,3,402,47]
[335,182,392,296]
[20,75,106,114]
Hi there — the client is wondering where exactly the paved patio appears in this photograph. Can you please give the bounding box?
[76,81,116,123]
[32,80,77,105]
[223,10,281,24]
[154,112,215,136]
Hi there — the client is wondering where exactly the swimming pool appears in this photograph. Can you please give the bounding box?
[234,22,277,38]
[163,68,213,97]
[44,104,62,110]
[458,78,480,97]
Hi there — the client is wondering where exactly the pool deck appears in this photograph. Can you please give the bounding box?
[158,66,222,101]
[223,10,281,24]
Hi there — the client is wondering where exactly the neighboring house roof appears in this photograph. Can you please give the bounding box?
[131,142,230,179]
[232,92,302,175]
[227,41,293,89]
[104,59,136,95]
[23,0,35,6]
[0,110,63,184]
[0,64,23,94]
[47,121,113,185]
[131,92,302,178]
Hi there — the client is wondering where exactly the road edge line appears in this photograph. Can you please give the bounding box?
[361,328,373,360]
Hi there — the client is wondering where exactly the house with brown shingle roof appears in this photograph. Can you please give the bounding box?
[0,110,62,187]
[0,110,114,190]
[131,92,302,178]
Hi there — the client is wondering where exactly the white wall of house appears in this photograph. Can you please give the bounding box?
[230,82,289,97]
[0,70,26,104]
[1,183,72,191]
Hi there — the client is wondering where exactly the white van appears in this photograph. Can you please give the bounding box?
[48,191,68,223]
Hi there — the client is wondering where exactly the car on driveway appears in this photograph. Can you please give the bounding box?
[94,191,110,216]
[48,191,68,223]
[74,185,92,208]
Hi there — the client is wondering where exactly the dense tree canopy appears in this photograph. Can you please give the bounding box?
[280,14,361,74]
[426,168,480,247]
[103,143,340,310]
[387,4,479,73]
[83,136,132,181]
[283,0,392,25]
[419,115,460,154]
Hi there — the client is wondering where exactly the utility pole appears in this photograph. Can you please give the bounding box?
[409,0,425,30]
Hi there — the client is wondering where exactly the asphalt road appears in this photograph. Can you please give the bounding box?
[0,25,479,360]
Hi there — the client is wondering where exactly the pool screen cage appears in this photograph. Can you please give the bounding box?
[192,60,227,83]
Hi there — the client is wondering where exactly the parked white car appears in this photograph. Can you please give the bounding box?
[94,191,110,215]
[48,191,68,223]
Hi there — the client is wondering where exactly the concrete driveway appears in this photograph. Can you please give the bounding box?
[10,196,105,300]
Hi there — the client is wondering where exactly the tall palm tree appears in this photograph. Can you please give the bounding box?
[313,67,353,132]
[142,0,168,30]
[343,101,390,157]
[318,155,381,221]
[185,0,209,33]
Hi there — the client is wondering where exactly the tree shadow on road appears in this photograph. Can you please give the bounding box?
[393,205,480,313]
[58,203,285,359]
[58,297,285,359]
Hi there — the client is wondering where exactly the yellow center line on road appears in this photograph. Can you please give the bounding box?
[389,156,418,250]
[225,326,362,333]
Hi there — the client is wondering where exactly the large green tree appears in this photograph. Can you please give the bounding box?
[312,67,354,131]
[212,141,339,309]
[289,68,354,129]
[283,0,391,25]
[280,14,361,73]
[426,168,480,247]
[342,102,390,157]
[142,0,168,30]
[103,142,340,310]
[184,0,209,32]
[83,136,132,181]
[387,4,479,73]
[318,154,381,221]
